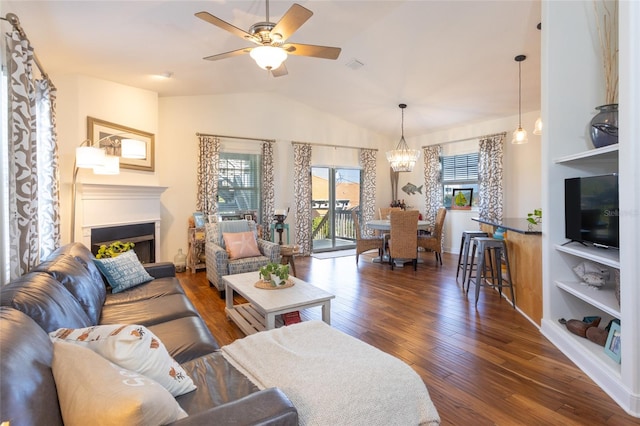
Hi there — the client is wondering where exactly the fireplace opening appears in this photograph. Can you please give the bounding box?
[91,223,155,263]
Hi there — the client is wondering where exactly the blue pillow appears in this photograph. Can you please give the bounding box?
[93,250,153,293]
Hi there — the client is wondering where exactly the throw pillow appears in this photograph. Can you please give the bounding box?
[50,324,196,397]
[223,231,261,260]
[93,250,153,293]
[52,340,187,426]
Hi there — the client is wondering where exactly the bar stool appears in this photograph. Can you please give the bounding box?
[456,231,489,287]
[466,237,515,308]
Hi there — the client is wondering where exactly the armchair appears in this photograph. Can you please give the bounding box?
[205,220,280,295]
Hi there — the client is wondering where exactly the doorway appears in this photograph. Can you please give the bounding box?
[311,167,361,252]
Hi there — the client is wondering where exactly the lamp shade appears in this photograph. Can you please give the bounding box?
[121,138,146,159]
[93,155,120,175]
[512,127,528,144]
[76,146,105,168]
[250,46,287,70]
[533,117,542,135]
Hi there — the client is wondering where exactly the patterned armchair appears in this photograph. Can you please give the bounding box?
[205,220,280,295]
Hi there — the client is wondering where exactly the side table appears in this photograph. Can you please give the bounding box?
[280,245,299,277]
[187,227,206,273]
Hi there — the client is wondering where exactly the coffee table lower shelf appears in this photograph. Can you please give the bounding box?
[225,303,284,335]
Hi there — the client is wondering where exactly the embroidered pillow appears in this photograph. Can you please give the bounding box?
[52,340,187,425]
[50,324,196,397]
[223,231,261,260]
[93,250,153,293]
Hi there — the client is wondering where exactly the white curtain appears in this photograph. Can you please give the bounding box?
[5,28,59,280]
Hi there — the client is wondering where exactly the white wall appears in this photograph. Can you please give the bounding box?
[403,110,542,253]
[54,74,159,245]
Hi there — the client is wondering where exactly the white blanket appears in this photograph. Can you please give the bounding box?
[221,321,440,426]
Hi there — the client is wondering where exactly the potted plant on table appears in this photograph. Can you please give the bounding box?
[259,262,290,287]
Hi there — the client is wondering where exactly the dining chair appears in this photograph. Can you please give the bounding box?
[388,210,419,271]
[417,207,447,265]
[352,211,384,264]
[377,206,402,245]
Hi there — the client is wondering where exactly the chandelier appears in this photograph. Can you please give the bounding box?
[386,103,420,172]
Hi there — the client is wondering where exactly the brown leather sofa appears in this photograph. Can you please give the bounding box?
[0,243,297,426]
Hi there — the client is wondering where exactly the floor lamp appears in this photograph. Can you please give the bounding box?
[70,136,146,242]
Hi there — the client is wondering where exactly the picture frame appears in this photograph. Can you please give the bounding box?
[87,116,154,171]
[451,188,473,210]
[243,214,254,221]
[604,321,621,363]
[193,212,205,228]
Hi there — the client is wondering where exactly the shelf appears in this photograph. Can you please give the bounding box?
[555,280,620,318]
[555,243,620,269]
[553,144,619,164]
[542,320,621,378]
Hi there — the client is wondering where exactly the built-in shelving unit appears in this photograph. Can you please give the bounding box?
[542,0,639,416]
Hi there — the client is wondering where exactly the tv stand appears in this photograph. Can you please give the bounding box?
[561,239,586,247]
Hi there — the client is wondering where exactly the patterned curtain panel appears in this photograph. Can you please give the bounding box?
[261,141,275,240]
[293,143,312,256]
[6,29,59,278]
[422,145,443,227]
[196,136,220,220]
[478,134,505,222]
[36,78,60,259]
[359,149,377,237]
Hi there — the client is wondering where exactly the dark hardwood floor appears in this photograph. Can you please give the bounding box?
[177,251,640,425]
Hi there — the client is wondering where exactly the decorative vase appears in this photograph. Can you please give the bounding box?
[589,104,618,148]
[174,249,187,273]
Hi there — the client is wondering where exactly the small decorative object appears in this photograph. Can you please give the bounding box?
[257,262,290,288]
[401,183,423,195]
[604,320,621,363]
[572,261,607,289]
[273,208,289,245]
[451,188,473,210]
[614,269,620,305]
[174,249,187,273]
[526,208,542,225]
[493,227,506,240]
[590,0,618,148]
[96,241,135,259]
[559,316,601,338]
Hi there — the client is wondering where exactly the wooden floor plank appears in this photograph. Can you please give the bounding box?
[177,251,640,425]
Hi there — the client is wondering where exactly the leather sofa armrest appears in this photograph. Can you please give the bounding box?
[144,262,176,278]
[257,239,281,263]
[170,388,298,426]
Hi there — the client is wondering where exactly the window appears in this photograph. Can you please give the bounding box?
[218,152,262,220]
[442,152,479,209]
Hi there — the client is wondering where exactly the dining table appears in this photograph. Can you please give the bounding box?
[366,219,431,264]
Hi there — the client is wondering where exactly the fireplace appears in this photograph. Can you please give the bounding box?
[91,223,156,263]
[75,184,167,262]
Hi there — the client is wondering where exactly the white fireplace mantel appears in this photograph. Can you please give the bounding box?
[75,184,168,260]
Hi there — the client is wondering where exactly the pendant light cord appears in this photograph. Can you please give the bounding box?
[518,60,522,127]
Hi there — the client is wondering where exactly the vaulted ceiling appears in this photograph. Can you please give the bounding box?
[2,0,542,138]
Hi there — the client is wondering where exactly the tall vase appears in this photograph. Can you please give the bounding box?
[589,104,618,148]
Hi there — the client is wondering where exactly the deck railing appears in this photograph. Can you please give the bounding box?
[312,209,356,241]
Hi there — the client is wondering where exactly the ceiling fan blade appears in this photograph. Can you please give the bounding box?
[283,43,341,60]
[271,4,313,43]
[195,11,259,44]
[271,63,288,77]
[203,47,252,61]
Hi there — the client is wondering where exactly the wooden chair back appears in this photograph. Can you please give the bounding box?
[389,210,419,260]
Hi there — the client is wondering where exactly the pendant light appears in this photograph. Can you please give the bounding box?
[386,103,420,172]
[512,54,528,144]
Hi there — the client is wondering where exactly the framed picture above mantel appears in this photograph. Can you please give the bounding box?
[87,117,155,172]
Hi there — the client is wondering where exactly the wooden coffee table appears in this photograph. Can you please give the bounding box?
[223,271,335,335]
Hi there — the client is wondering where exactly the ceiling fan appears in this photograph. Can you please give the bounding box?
[195,1,341,77]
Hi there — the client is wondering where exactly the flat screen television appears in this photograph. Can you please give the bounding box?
[565,174,619,249]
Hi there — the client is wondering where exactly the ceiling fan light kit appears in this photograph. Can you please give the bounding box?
[196,1,341,77]
[386,104,421,173]
[512,54,528,144]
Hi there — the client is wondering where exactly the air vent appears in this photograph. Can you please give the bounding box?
[346,59,364,70]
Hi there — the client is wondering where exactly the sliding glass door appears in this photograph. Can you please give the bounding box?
[311,167,361,252]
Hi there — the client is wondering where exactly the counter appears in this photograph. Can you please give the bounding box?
[471,217,542,325]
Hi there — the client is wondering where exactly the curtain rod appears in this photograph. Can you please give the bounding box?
[1,13,48,78]
[196,133,275,143]
[291,141,378,152]
[421,131,507,148]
